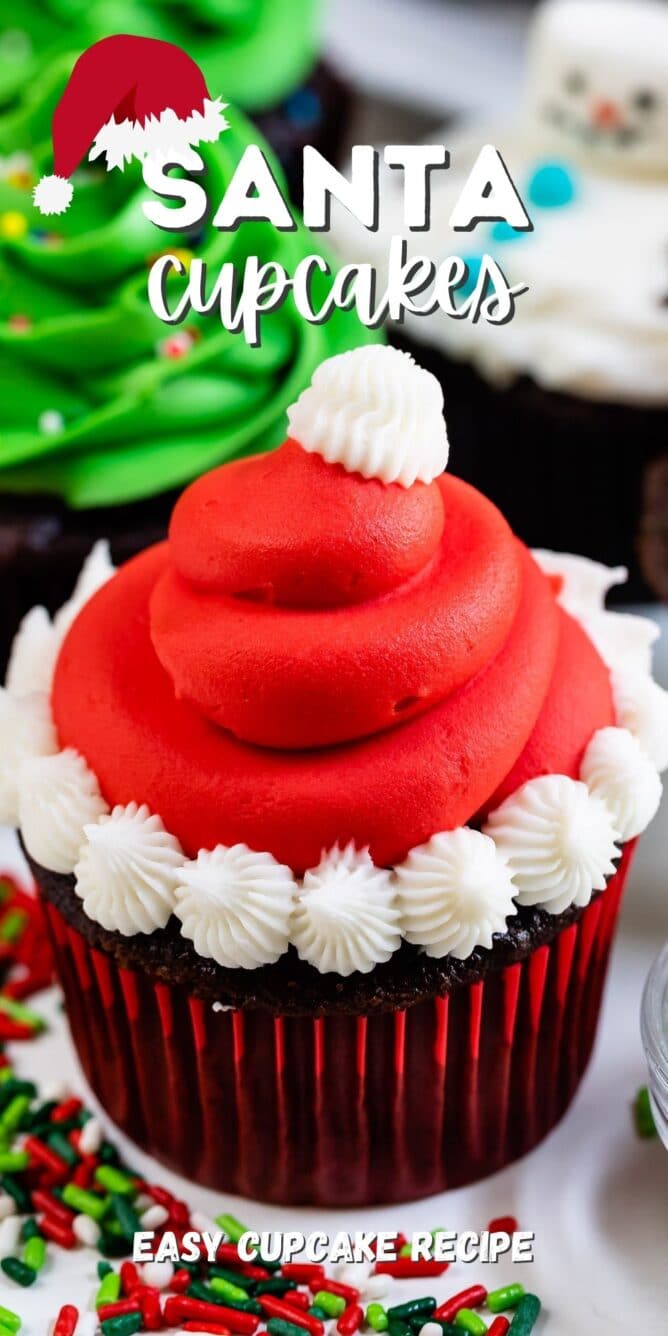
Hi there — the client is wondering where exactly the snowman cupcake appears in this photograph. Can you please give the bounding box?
[333,0,668,598]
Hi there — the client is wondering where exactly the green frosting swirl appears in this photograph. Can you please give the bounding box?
[0,1,320,113]
[0,58,379,509]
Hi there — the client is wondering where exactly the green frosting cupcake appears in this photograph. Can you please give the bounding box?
[0,58,378,509]
[0,1,320,114]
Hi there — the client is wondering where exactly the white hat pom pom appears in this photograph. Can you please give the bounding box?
[33,174,73,216]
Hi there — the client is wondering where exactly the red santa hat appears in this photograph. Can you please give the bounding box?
[33,33,228,216]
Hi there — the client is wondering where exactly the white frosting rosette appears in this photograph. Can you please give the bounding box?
[580,727,662,841]
[396,827,517,960]
[484,774,620,915]
[291,844,401,976]
[0,689,58,826]
[19,748,109,875]
[74,803,183,936]
[174,845,296,970]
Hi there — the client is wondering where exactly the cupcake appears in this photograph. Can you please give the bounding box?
[0,2,347,200]
[0,60,377,670]
[332,0,668,599]
[3,345,666,1206]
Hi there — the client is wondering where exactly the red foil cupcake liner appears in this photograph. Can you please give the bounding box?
[42,846,633,1206]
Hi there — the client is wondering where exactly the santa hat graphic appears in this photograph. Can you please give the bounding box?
[34,33,228,216]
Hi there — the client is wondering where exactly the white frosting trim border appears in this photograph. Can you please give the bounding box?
[6,548,666,974]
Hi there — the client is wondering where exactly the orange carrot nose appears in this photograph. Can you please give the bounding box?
[591,99,622,129]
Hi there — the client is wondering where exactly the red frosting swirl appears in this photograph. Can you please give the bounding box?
[52,443,614,872]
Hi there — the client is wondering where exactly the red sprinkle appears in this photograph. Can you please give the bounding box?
[25,1135,69,1178]
[97,1300,141,1321]
[38,1215,76,1249]
[170,1269,193,1294]
[139,1288,164,1331]
[282,1265,325,1284]
[31,1188,75,1227]
[146,1183,174,1208]
[120,1260,141,1295]
[170,1198,191,1226]
[0,1018,34,1041]
[434,1287,488,1322]
[72,1158,97,1189]
[374,1261,449,1279]
[51,1097,82,1122]
[259,1296,324,1336]
[282,1292,311,1311]
[337,1304,364,1336]
[312,1280,360,1303]
[487,1321,510,1336]
[165,1299,259,1332]
[487,1217,518,1236]
[182,1325,233,1335]
[53,1306,79,1336]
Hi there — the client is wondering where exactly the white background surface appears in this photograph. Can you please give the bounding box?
[1,607,667,1333]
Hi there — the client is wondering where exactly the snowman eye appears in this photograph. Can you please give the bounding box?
[634,89,658,113]
[564,70,587,96]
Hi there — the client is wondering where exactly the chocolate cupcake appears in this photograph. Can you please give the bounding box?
[0,60,377,670]
[0,2,348,200]
[3,346,666,1205]
[333,0,668,599]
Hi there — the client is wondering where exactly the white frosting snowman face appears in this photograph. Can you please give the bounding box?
[525,0,668,174]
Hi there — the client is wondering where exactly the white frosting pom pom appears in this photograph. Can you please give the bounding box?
[612,669,668,772]
[485,774,620,915]
[286,346,449,487]
[291,843,400,976]
[74,803,183,935]
[33,174,73,216]
[396,827,517,960]
[19,749,109,874]
[0,690,58,825]
[175,844,296,970]
[53,540,115,638]
[581,727,662,841]
[532,551,628,619]
[5,606,59,697]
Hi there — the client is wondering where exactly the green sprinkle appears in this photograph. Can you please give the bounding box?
[389,1300,436,1322]
[22,1234,46,1273]
[366,1304,389,1332]
[63,1184,110,1221]
[309,1307,328,1321]
[110,1193,140,1240]
[96,1268,121,1307]
[97,1260,113,1279]
[212,1266,259,1292]
[100,1315,143,1336]
[98,1141,121,1165]
[0,1080,37,1109]
[255,1278,295,1296]
[46,1130,78,1165]
[210,1276,255,1303]
[0,1070,14,1086]
[313,1291,346,1318]
[399,1243,412,1257]
[0,1257,36,1288]
[0,1096,31,1134]
[20,1218,41,1243]
[95,1165,136,1197]
[0,910,28,944]
[215,1211,248,1243]
[98,1234,130,1258]
[634,1086,657,1139]
[0,1305,20,1333]
[454,1312,487,1336]
[0,1152,29,1174]
[24,1101,56,1131]
[188,1281,225,1305]
[0,1175,30,1213]
[267,1321,309,1336]
[487,1284,525,1314]
[508,1295,541,1335]
[0,997,43,1031]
